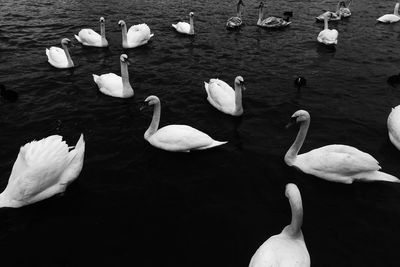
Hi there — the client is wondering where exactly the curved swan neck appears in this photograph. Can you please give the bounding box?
[61,43,74,67]
[395,3,400,16]
[287,190,303,237]
[189,16,194,34]
[120,60,133,97]
[121,23,128,47]
[257,5,263,25]
[234,82,243,114]
[284,118,310,165]
[144,102,161,140]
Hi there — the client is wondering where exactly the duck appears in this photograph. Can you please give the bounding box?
[172,12,195,35]
[46,38,74,69]
[388,105,400,150]
[93,54,134,98]
[377,2,400,23]
[118,20,154,48]
[285,110,400,183]
[294,76,306,90]
[0,134,85,208]
[0,84,18,102]
[317,17,338,45]
[204,76,246,116]
[257,2,292,28]
[75,17,109,47]
[249,183,310,267]
[143,95,227,152]
[226,0,245,29]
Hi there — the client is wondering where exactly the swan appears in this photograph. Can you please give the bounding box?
[204,76,246,116]
[93,54,134,98]
[74,17,108,47]
[377,2,400,23]
[316,1,350,21]
[46,38,74,69]
[172,12,195,35]
[285,110,400,183]
[226,0,245,29]
[0,84,18,102]
[338,1,352,18]
[388,105,400,150]
[249,183,310,267]
[0,134,85,208]
[143,95,227,152]
[118,20,154,48]
[257,2,292,28]
[317,17,338,45]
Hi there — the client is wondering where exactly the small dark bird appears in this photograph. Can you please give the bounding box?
[0,84,18,102]
[294,76,306,89]
[387,73,400,87]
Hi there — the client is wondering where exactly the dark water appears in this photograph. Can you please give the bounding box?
[1,0,400,266]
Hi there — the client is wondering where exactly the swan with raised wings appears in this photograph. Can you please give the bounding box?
[317,17,338,45]
[204,76,246,116]
[0,134,85,208]
[46,38,74,69]
[285,110,400,183]
[75,17,108,47]
[377,2,400,23]
[388,105,400,150]
[172,12,195,35]
[257,2,292,28]
[249,183,310,267]
[226,0,245,29]
[93,54,134,98]
[118,20,154,48]
[143,95,227,152]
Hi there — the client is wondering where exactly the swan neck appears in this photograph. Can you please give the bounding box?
[120,61,133,97]
[234,83,243,114]
[189,16,194,34]
[395,3,400,16]
[100,21,106,42]
[61,43,74,67]
[121,24,128,47]
[257,6,263,25]
[284,118,310,165]
[287,191,303,237]
[236,3,242,17]
[145,102,161,140]
[324,19,328,30]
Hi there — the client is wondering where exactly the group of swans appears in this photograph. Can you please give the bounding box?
[316,0,352,22]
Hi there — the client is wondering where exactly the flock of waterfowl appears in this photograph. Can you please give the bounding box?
[1,0,400,266]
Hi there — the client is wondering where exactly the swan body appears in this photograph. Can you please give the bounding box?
[46,38,74,69]
[388,105,400,150]
[249,183,310,267]
[226,0,245,29]
[93,54,134,98]
[377,3,400,23]
[0,134,85,208]
[204,76,246,116]
[75,17,108,47]
[118,20,154,48]
[317,17,338,45]
[257,2,292,28]
[144,96,227,152]
[172,12,195,35]
[285,110,400,184]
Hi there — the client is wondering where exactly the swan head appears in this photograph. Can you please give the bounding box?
[189,12,194,17]
[285,183,301,200]
[100,17,105,23]
[120,54,131,65]
[238,0,245,6]
[234,76,246,90]
[118,20,126,27]
[258,2,264,8]
[61,38,72,46]
[287,110,310,128]
[145,95,160,106]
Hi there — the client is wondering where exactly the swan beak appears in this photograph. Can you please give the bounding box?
[139,102,148,111]
[285,117,297,129]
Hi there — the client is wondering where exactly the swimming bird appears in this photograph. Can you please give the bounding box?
[143,95,227,152]
[226,0,245,29]
[0,84,18,102]
[249,183,310,267]
[172,12,195,35]
[317,17,338,45]
[294,76,306,90]
[204,76,246,116]
[0,134,85,208]
[316,1,351,21]
[46,38,74,69]
[377,2,400,23]
[387,73,400,87]
[285,110,400,183]
[118,20,154,48]
[93,54,134,98]
[338,1,352,18]
[257,2,292,28]
[388,105,400,151]
[75,17,109,47]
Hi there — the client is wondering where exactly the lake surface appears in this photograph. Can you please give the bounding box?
[1,0,400,266]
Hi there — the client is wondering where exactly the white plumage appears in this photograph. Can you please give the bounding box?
[172,12,195,35]
[377,3,400,23]
[387,105,400,150]
[118,20,154,48]
[46,38,74,69]
[75,17,108,47]
[317,17,338,45]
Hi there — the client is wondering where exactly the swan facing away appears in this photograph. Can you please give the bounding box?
[257,2,292,28]
[226,0,245,29]
[0,134,85,208]
[377,2,400,23]
[75,17,108,47]
[46,38,74,69]
[249,183,310,267]
[93,54,134,98]
[118,20,154,48]
[144,95,227,152]
[204,76,246,116]
[285,110,400,184]
[388,105,400,150]
[172,12,195,35]
[317,17,338,45]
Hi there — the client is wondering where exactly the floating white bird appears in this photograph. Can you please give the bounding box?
[387,105,400,150]
[285,110,400,183]
[93,54,134,98]
[204,76,246,116]
[316,1,349,22]
[75,17,109,47]
[144,95,227,152]
[317,17,338,45]
[118,20,154,48]
[46,38,74,69]
[257,2,292,28]
[249,183,310,267]
[172,12,195,35]
[226,0,245,29]
[0,134,85,208]
[377,2,400,23]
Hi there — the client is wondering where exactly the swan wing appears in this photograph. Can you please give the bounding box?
[76,29,101,46]
[388,106,400,150]
[127,23,152,43]
[377,14,400,23]
[206,79,235,111]
[317,29,338,44]
[46,47,68,68]
[93,73,124,96]
[226,17,242,27]
[173,22,190,33]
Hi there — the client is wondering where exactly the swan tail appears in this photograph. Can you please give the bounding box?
[74,34,82,43]
[92,74,100,83]
[150,33,154,38]
[45,48,50,58]
[197,140,228,150]
[357,171,400,183]
[204,82,210,94]
[172,24,178,29]
[60,134,85,185]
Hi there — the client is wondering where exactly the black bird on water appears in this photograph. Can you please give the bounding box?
[387,73,400,87]
[294,76,306,90]
[0,84,18,102]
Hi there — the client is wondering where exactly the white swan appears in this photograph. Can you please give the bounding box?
[46,38,74,69]
[0,134,85,208]
[118,20,154,48]
[316,1,348,21]
[388,105,400,150]
[317,17,338,45]
[226,0,245,29]
[204,76,246,116]
[172,12,195,35]
[257,2,292,28]
[285,110,400,183]
[249,183,310,267]
[377,2,400,23]
[93,54,134,98]
[144,95,227,152]
[74,17,108,47]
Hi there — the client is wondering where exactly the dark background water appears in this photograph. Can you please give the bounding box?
[1,0,400,266]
